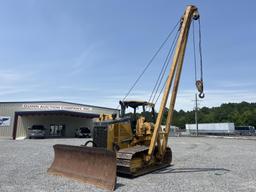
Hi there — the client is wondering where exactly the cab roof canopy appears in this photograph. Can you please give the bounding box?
[120,100,154,109]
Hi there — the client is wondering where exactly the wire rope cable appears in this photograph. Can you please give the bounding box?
[198,18,203,82]
[192,20,198,82]
[119,20,180,105]
[148,29,179,104]
[151,33,179,104]
[154,76,168,105]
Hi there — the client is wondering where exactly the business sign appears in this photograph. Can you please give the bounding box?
[22,104,93,112]
[0,116,11,126]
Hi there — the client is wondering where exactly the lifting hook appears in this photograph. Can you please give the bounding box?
[196,80,205,98]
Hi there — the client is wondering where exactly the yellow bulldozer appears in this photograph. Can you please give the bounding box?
[48,5,204,191]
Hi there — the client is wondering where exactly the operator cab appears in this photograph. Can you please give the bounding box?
[119,100,156,133]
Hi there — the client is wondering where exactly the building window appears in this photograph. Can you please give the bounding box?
[50,124,65,137]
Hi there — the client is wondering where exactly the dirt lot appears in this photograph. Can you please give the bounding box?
[0,137,256,192]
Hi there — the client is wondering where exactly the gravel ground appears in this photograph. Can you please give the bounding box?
[0,137,256,192]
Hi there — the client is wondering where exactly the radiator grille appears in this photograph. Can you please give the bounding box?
[93,125,108,148]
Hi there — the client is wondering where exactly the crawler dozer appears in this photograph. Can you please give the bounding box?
[48,5,204,191]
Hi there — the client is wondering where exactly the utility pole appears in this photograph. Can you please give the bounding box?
[195,93,198,136]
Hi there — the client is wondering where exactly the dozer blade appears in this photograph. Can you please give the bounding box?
[47,144,116,191]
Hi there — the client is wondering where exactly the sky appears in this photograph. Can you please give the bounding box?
[0,0,255,111]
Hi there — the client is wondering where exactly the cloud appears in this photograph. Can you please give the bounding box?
[0,87,28,96]
[0,69,37,84]
[0,68,255,112]
[0,70,23,83]
[213,80,256,89]
[0,69,44,99]
[91,88,256,111]
[58,85,98,92]
[175,89,256,111]
[69,41,109,76]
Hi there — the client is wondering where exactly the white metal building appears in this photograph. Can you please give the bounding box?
[186,123,235,135]
[0,101,119,140]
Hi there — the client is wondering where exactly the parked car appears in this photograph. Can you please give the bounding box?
[235,126,255,136]
[28,125,46,139]
[75,127,91,138]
